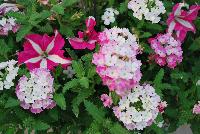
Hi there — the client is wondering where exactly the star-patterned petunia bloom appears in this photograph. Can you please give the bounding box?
[167,3,200,42]
[68,16,99,50]
[18,30,71,70]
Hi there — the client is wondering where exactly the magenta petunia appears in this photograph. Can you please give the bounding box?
[68,16,98,50]
[18,30,71,70]
[167,3,200,42]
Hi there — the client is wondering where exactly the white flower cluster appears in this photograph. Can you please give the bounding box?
[16,68,55,114]
[0,60,18,90]
[128,0,166,23]
[102,8,119,25]
[113,84,162,130]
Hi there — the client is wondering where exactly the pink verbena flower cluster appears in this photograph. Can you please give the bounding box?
[193,101,200,114]
[16,68,56,114]
[167,3,200,42]
[113,84,166,130]
[0,3,20,35]
[148,33,183,69]
[93,27,142,96]
[100,94,113,108]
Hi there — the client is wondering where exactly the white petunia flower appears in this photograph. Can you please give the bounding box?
[102,8,119,25]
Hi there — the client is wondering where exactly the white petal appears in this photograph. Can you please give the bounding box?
[174,3,184,16]
[168,21,176,33]
[48,55,71,64]
[40,59,47,68]
[25,56,42,63]
[46,31,58,53]
[27,39,43,54]
[176,18,194,30]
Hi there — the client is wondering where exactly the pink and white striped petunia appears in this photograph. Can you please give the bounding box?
[18,30,71,70]
[167,3,200,42]
[68,16,99,50]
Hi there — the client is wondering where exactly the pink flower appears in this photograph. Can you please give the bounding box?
[100,94,113,108]
[68,16,98,50]
[193,101,200,114]
[148,33,183,69]
[158,101,167,113]
[38,0,49,5]
[18,30,71,70]
[167,3,200,42]
[0,3,19,15]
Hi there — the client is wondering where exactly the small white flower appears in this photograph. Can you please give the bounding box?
[196,80,200,86]
[102,8,119,25]
[63,66,75,78]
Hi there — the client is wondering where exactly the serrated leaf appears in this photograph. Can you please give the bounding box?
[109,123,131,134]
[5,97,20,108]
[52,4,64,15]
[63,78,79,93]
[79,77,89,89]
[153,68,165,97]
[72,60,85,78]
[16,25,32,42]
[62,0,79,7]
[84,100,105,123]
[189,37,200,52]
[54,93,66,110]
[33,121,50,130]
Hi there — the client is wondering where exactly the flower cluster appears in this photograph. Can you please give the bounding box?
[193,101,200,114]
[100,94,113,108]
[167,3,200,42]
[128,0,166,23]
[68,16,98,50]
[102,8,119,25]
[0,60,19,90]
[18,30,71,70]
[0,3,20,35]
[16,68,56,114]
[148,33,183,69]
[113,84,165,130]
[93,27,142,96]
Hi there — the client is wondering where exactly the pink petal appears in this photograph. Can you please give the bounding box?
[186,5,200,21]
[25,34,43,54]
[48,55,71,64]
[176,18,195,31]
[68,38,87,49]
[173,3,184,16]
[40,59,47,68]
[85,16,96,31]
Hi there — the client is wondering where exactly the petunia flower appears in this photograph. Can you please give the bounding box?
[18,30,71,70]
[68,16,98,50]
[167,3,200,41]
[0,3,19,15]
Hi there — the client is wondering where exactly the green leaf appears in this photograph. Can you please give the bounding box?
[72,88,94,117]
[52,4,65,15]
[84,100,105,123]
[16,25,32,42]
[72,60,85,78]
[153,68,165,97]
[33,121,50,130]
[79,77,89,89]
[5,97,20,108]
[189,37,200,52]
[54,93,66,110]
[109,123,131,134]
[62,0,79,7]
[63,78,79,93]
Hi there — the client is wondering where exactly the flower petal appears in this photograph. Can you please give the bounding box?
[168,21,176,33]
[68,38,87,49]
[174,3,184,16]
[176,18,194,30]
[46,30,58,53]
[40,59,47,68]
[25,56,42,63]
[27,39,43,54]
[48,55,71,64]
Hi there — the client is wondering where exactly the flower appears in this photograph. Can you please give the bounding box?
[68,16,98,50]
[113,84,166,130]
[167,3,200,42]
[193,101,200,114]
[37,0,49,5]
[16,68,56,114]
[196,80,200,86]
[102,8,119,25]
[100,94,113,108]
[158,101,167,113]
[128,0,166,23]
[0,3,19,15]
[0,60,19,90]
[18,30,71,71]
[148,33,183,69]
[0,3,20,35]
[63,66,75,78]
[93,27,142,96]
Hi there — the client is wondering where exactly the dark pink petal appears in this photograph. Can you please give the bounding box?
[68,37,87,49]
[42,34,54,51]
[186,5,200,21]
[85,16,96,31]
